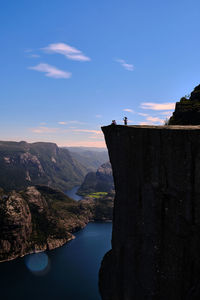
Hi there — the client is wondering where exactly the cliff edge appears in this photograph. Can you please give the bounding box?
[99,125,200,300]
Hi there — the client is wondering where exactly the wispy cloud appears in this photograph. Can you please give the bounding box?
[115,59,134,71]
[59,140,106,148]
[123,108,135,113]
[140,102,175,111]
[32,127,58,133]
[146,116,164,124]
[24,49,33,53]
[138,113,149,117]
[67,120,85,124]
[29,54,40,58]
[138,113,165,125]
[58,121,67,125]
[72,129,102,135]
[95,114,102,118]
[29,63,71,79]
[42,43,91,62]
[160,111,173,116]
[31,126,100,135]
[58,120,85,125]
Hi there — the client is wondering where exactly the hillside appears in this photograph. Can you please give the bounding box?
[0,141,87,191]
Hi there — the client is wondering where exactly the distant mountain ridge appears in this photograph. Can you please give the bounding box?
[0,141,87,191]
[66,147,109,172]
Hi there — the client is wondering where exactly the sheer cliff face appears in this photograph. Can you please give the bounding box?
[99,125,200,300]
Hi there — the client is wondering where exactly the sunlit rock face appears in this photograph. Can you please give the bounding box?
[0,186,88,262]
[0,141,87,192]
[0,184,113,263]
[0,191,32,260]
[99,125,200,300]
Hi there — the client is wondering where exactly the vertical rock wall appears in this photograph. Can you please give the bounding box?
[99,125,200,300]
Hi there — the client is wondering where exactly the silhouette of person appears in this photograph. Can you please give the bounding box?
[111,120,117,125]
[123,117,128,125]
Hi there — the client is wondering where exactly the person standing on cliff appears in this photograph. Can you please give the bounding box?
[111,120,117,125]
[123,116,128,125]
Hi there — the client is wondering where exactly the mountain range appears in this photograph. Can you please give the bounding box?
[0,141,87,191]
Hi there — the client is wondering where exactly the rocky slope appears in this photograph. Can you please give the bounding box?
[0,185,113,262]
[169,84,200,125]
[99,124,200,300]
[0,141,87,191]
[78,162,114,195]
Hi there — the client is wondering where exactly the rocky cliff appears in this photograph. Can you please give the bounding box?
[0,141,87,191]
[169,84,200,125]
[78,162,114,195]
[99,124,200,300]
[0,184,113,262]
[0,186,89,262]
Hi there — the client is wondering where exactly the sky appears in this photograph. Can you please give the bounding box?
[1,0,200,147]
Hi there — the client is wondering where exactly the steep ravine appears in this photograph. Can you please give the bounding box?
[99,125,200,300]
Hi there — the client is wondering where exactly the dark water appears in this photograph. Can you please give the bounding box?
[0,222,112,300]
[65,185,83,201]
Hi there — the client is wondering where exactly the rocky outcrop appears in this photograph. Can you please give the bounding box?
[0,141,87,191]
[78,162,114,195]
[0,184,113,262]
[99,125,200,300]
[0,186,88,262]
[169,84,200,125]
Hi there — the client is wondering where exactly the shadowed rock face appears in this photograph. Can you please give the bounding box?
[78,162,114,195]
[169,84,200,125]
[99,125,200,300]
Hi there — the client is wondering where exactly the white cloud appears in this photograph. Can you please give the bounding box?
[29,63,71,79]
[123,108,134,113]
[140,102,175,111]
[116,59,134,71]
[95,114,102,118]
[42,43,91,62]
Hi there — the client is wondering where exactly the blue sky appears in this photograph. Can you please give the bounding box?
[1,0,200,147]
